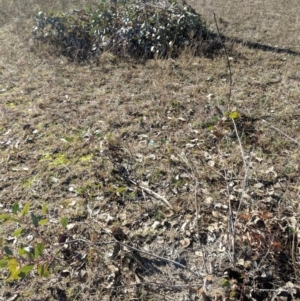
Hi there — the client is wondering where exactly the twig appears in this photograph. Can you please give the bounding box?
[194,179,209,274]
[256,235,276,271]
[176,153,209,274]
[213,13,232,103]
[64,238,201,278]
[138,183,173,210]
[291,227,299,281]
[235,158,251,218]
[180,153,212,274]
[112,160,173,210]
[262,119,300,146]
[230,118,251,263]
[126,176,174,209]
[232,118,247,170]
[141,281,202,288]
[97,280,203,290]
[231,118,252,216]
[224,169,234,264]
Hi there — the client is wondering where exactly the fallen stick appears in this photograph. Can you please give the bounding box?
[138,183,173,210]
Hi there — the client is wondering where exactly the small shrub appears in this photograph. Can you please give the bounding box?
[0,202,68,281]
[33,0,208,60]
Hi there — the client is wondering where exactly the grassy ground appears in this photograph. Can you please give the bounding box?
[1,0,300,300]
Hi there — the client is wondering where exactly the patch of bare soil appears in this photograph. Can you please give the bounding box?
[1,1,300,300]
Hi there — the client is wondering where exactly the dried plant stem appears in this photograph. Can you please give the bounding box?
[171,153,208,273]
[112,160,173,210]
[99,281,203,290]
[292,229,299,281]
[224,170,234,264]
[138,183,173,210]
[213,13,232,103]
[194,179,209,274]
[262,119,300,146]
[232,118,247,170]
[235,159,251,219]
[111,159,173,210]
[230,118,251,263]
[127,177,174,210]
[64,238,201,278]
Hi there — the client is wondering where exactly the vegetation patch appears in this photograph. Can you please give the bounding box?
[33,0,208,59]
[1,0,300,300]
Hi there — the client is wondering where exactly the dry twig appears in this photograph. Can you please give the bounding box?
[138,183,173,210]
[213,13,232,104]
[64,238,202,278]
[262,119,300,146]
[194,179,209,274]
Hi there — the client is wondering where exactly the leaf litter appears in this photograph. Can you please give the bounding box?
[1,0,300,300]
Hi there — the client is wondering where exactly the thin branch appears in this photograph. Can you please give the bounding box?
[291,227,299,282]
[64,238,202,278]
[256,235,275,270]
[232,117,252,215]
[262,119,300,146]
[223,169,234,264]
[232,118,247,170]
[230,118,252,263]
[112,160,173,210]
[141,281,203,289]
[97,280,203,290]
[231,117,251,218]
[235,157,251,219]
[177,153,209,274]
[194,179,209,274]
[213,13,232,103]
[138,183,173,210]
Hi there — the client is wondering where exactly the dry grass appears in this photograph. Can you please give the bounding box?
[1,0,300,300]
